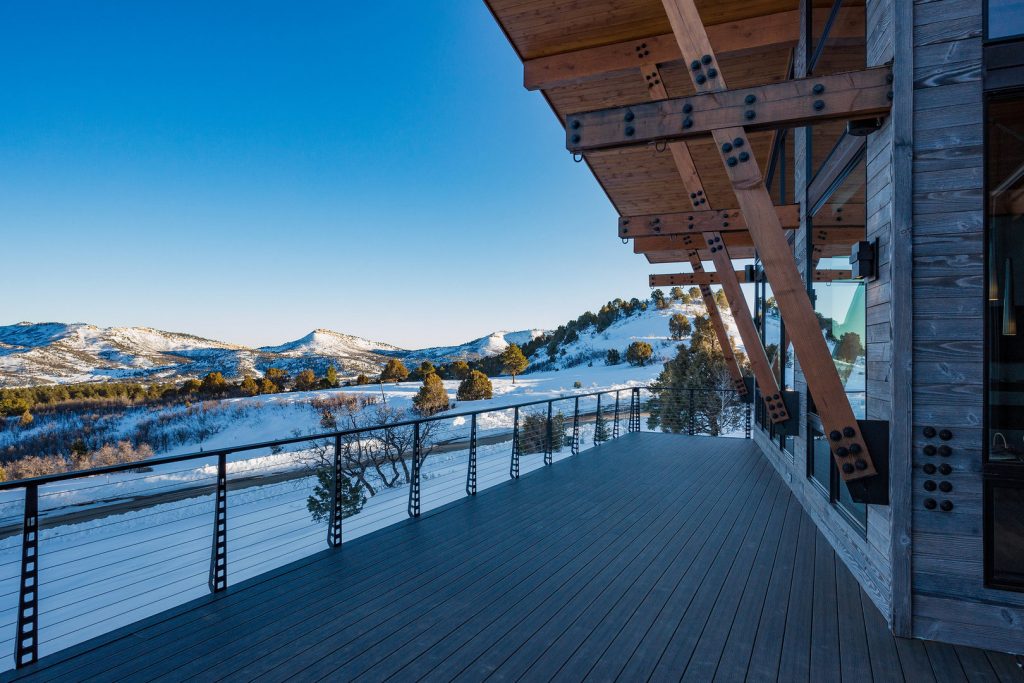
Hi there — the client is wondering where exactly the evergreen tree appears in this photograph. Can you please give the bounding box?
[447,361,471,380]
[416,361,436,379]
[380,359,410,383]
[668,313,692,341]
[258,378,278,394]
[355,374,371,385]
[18,411,33,429]
[651,289,667,309]
[670,286,686,301]
[835,332,865,364]
[606,348,621,365]
[457,370,493,401]
[199,372,228,397]
[687,286,702,301]
[180,379,202,396]
[324,365,339,388]
[625,341,654,366]
[264,367,289,390]
[306,469,366,523]
[239,375,260,397]
[714,288,730,310]
[413,373,450,415]
[500,344,529,384]
[295,369,318,392]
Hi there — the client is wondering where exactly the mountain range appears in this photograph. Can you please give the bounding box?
[0,322,545,388]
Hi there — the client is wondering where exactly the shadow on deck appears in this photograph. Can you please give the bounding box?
[6,432,1022,682]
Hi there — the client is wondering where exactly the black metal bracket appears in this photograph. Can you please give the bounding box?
[15,484,39,669]
[850,238,879,280]
[328,436,343,548]
[775,390,802,436]
[846,419,890,505]
[511,407,521,478]
[741,377,756,404]
[408,424,422,517]
[466,414,478,495]
[208,452,228,593]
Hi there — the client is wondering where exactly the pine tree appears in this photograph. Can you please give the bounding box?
[306,469,366,523]
[606,348,621,365]
[413,373,450,415]
[324,365,339,388]
[200,372,228,397]
[380,359,410,383]
[457,370,493,401]
[18,411,33,429]
[240,375,260,397]
[264,367,289,390]
[670,286,686,301]
[448,361,471,380]
[687,286,702,301]
[500,344,529,384]
[651,289,667,309]
[625,341,654,366]
[355,374,371,385]
[668,313,692,341]
[295,369,318,391]
[258,378,278,395]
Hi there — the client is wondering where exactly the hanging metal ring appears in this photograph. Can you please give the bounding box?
[622,238,630,245]
[654,140,667,154]
[572,152,584,163]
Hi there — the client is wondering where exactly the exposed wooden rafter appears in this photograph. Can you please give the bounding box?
[659,0,881,481]
[524,8,865,91]
[566,67,891,153]
[619,205,799,238]
[650,269,853,287]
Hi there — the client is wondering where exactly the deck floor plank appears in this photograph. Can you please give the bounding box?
[4,432,1021,683]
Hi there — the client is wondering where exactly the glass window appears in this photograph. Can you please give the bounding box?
[988,0,1024,41]
[809,423,832,494]
[986,91,1024,591]
[987,93,1024,465]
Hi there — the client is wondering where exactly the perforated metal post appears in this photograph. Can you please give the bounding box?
[544,401,554,465]
[612,391,621,439]
[208,452,228,593]
[510,407,521,478]
[466,414,478,496]
[745,401,752,439]
[688,389,697,436]
[408,423,421,517]
[15,484,38,669]
[629,388,641,433]
[595,394,605,445]
[572,397,580,455]
[328,435,343,548]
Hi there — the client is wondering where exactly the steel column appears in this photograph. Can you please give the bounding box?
[208,452,228,593]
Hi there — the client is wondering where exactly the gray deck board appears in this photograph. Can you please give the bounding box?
[4,432,1022,682]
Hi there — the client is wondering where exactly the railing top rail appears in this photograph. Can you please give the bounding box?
[0,384,741,491]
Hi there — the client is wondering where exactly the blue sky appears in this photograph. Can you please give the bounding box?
[0,2,666,348]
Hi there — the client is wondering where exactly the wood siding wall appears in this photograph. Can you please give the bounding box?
[909,0,1024,655]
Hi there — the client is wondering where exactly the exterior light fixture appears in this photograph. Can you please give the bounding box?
[850,239,878,281]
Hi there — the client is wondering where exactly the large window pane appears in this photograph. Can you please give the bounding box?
[988,0,1024,41]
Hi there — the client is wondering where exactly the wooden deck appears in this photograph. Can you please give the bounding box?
[7,433,1022,682]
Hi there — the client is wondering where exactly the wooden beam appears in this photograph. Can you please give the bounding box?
[705,235,790,422]
[650,269,852,287]
[808,132,867,212]
[619,205,799,238]
[566,67,892,153]
[685,254,749,396]
[524,8,865,91]
[661,0,877,481]
[634,228,862,255]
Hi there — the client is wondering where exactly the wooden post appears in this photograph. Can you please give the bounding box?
[659,0,877,480]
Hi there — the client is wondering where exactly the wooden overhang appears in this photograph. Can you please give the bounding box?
[485,0,885,483]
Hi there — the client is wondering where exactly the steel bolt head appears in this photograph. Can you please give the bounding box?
[939,429,953,441]
[691,60,701,71]
[939,481,952,493]
[923,463,936,474]
[940,500,953,512]
[707,68,717,78]
[924,445,937,456]
[924,498,937,510]
[744,110,756,120]
[938,445,952,457]
[625,111,635,122]
[924,480,936,491]
[829,430,842,442]
[854,459,868,470]
[625,126,635,136]
[744,94,756,104]
[571,134,581,144]
[939,464,952,475]
[739,152,750,162]
[683,117,693,129]
[570,119,581,130]
[696,74,707,85]
[813,100,825,111]
[683,103,693,114]
[812,83,825,94]
[843,426,856,438]
[722,142,733,152]
[836,446,849,457]
[701,54,712,64]
[733,137,744,147]
[923,426,937,438]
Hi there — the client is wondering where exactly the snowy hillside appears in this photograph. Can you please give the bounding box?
[405,330,546,364]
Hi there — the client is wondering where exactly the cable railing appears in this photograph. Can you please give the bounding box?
[0,384,750,670]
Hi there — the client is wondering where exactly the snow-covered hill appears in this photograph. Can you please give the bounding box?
[405,330,546,364]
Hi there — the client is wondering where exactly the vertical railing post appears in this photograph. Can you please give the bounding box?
[408,422,421,517]
[544,400,554,465]
[208,452,228,593]
[466,414,478,496]
[595,393,604,445]
[688,389,696,436]
[15,484,39,669]
[745,399,753,439]
[328,435,343,548]
[510,407,521,479]
[629,388,641,433]
[572,397,580,455]
[612,390,621,439]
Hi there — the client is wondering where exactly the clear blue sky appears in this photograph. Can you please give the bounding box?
[1,1,666,348]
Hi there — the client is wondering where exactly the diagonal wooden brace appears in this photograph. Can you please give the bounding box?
[661,0,879,481]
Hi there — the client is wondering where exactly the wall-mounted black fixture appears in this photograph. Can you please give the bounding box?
[850,239,878,281]
[847,117,884,136]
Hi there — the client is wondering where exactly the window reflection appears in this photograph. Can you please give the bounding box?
[988,0,1024,40]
